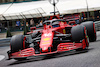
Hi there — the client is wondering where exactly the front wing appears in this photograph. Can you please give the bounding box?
[8,39,86,59]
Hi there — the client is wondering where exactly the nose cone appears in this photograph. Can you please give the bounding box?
[40,32,54,52]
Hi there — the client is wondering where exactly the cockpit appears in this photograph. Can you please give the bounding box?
[43,19,66,28]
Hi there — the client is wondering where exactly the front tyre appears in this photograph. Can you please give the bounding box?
[71,25,89,50]
[71,25,85,42]
[10,35,26,53]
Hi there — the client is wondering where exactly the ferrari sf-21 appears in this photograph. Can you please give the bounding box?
[7,19,96,60]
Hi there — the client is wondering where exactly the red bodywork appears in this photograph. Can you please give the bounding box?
[8,18,88,59]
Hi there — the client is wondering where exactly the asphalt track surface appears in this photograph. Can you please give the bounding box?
[0,31,100,67]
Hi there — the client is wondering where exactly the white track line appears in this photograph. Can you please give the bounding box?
[0,55,5,61]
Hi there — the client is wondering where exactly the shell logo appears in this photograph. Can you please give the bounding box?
[42,42,50,45]
[43,38,50,41]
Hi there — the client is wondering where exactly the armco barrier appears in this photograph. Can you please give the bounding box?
[94,21,100,31]
[0,38,11,46]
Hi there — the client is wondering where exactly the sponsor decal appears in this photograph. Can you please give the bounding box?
[44,33,52,37]
[61,45,76,50]
[63,29,66,34]
[18,54,20,56]
[61,21,64,24]
[43,47,47,50]
[66,46,76,50]
[42,42,50,45]
[43,38,50,41]
[64,47,67,49]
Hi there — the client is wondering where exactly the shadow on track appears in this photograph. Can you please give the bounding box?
[94,39,100,42]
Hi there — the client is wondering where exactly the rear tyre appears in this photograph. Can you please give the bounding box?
[10,35,26,52]
[81,21,96,42]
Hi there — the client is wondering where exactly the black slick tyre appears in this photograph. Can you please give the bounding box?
[71,25,85,42]
[81,21,96,42]
[10,35,25,52]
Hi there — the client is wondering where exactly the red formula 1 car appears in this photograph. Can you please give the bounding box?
[7,19,96,60]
